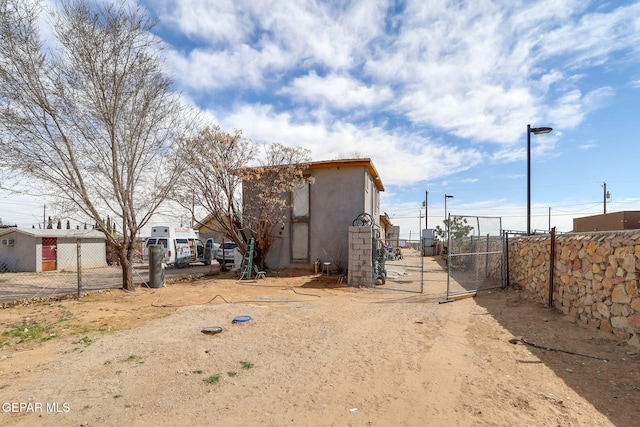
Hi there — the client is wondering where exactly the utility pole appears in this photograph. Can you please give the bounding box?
[424,190,428,231]
[603,182,610,214]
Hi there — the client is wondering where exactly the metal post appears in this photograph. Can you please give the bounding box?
[420,209,424,293]
[149,245,165,288]
[425,190,428,231]
[446,211,451,299]
[504,232,510,288]
[76,238,82,297]
[485,233,490,278]
[527,124,531,235]
[444,194,454,241]
[549,227,556,307]
[445,197,448,231]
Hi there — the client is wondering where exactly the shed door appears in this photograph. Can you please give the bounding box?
[42,237,57,271]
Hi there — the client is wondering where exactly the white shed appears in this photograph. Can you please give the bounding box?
[0,228,107,273]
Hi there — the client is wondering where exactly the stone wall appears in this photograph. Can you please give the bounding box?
[348,226,372,287]
[509,230,640,347]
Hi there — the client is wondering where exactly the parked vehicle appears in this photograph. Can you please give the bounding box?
[143,226,206,267]
[215,242,238,265]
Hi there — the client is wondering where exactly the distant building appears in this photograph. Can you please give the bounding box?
[0,228,106,272]
[573,211,640,232]
[195,214,231,243]
[381,214,400,247]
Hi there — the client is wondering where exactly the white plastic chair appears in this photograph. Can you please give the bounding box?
[254,265,266,280]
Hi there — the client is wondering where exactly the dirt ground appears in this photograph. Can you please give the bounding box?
[1,256,639,426]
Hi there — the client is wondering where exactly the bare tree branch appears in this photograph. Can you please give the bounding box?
[239,143,313,267]
[173,129,313,268]
[0,0,192,290]
[173,126,254,252]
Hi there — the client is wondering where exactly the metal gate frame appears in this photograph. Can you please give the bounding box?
[446,215,504,299]
[376,238,424,293]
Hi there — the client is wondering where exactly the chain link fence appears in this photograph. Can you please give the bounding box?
[446,215,503,298]
[0,232,217,304]
[1,237,117,303]
[380,238,424,293]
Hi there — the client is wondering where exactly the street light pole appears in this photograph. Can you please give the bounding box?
[425,190,428,231]
[527,124,553,235]
[603,182,611,214]
[444,194,454,240]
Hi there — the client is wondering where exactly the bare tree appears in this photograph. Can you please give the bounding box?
[174,127,312,268]
[0,0,190,290]
[173,125,255,252]
[239,143,313,268]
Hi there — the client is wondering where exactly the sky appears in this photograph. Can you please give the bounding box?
[2,0,640,239]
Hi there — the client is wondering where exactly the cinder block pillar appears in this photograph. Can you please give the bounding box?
[348,226,373,287]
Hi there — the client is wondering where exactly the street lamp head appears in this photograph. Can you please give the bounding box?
[526,124,553,235]
[529,126,553,135]
[445,194,454,199]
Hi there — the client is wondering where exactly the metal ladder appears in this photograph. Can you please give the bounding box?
[239,238,255,280]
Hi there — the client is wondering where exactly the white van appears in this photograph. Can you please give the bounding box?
[143,226,208,267]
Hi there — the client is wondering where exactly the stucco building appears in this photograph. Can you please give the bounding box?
[0,228,107,273]
[242,158,384,271]
[573,211,640,232]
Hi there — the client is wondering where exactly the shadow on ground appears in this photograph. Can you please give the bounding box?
[474,287,640,427]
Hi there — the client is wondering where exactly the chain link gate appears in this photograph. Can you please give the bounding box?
[378,238,424,293]
[372,227,387,285]
[446,215,503,299]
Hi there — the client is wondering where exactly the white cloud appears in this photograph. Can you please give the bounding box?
[279,71,394,111]
[157,0,389,91]
[538,2,640,69]
[215,103,484,186]
[459,178,479,184]
[152,0,252,45]
[147,0,640,189]
[546,87,614,129]
[166,44,293,90]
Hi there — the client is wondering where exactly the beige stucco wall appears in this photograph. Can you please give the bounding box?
[261,165,380,271]
[0,231,37,272]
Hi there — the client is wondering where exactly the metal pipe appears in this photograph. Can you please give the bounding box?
[527,125,531,235]
[549,227,556,307]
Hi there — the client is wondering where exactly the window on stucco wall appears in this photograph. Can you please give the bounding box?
[291,182,309,262]
[292,181,309,217]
